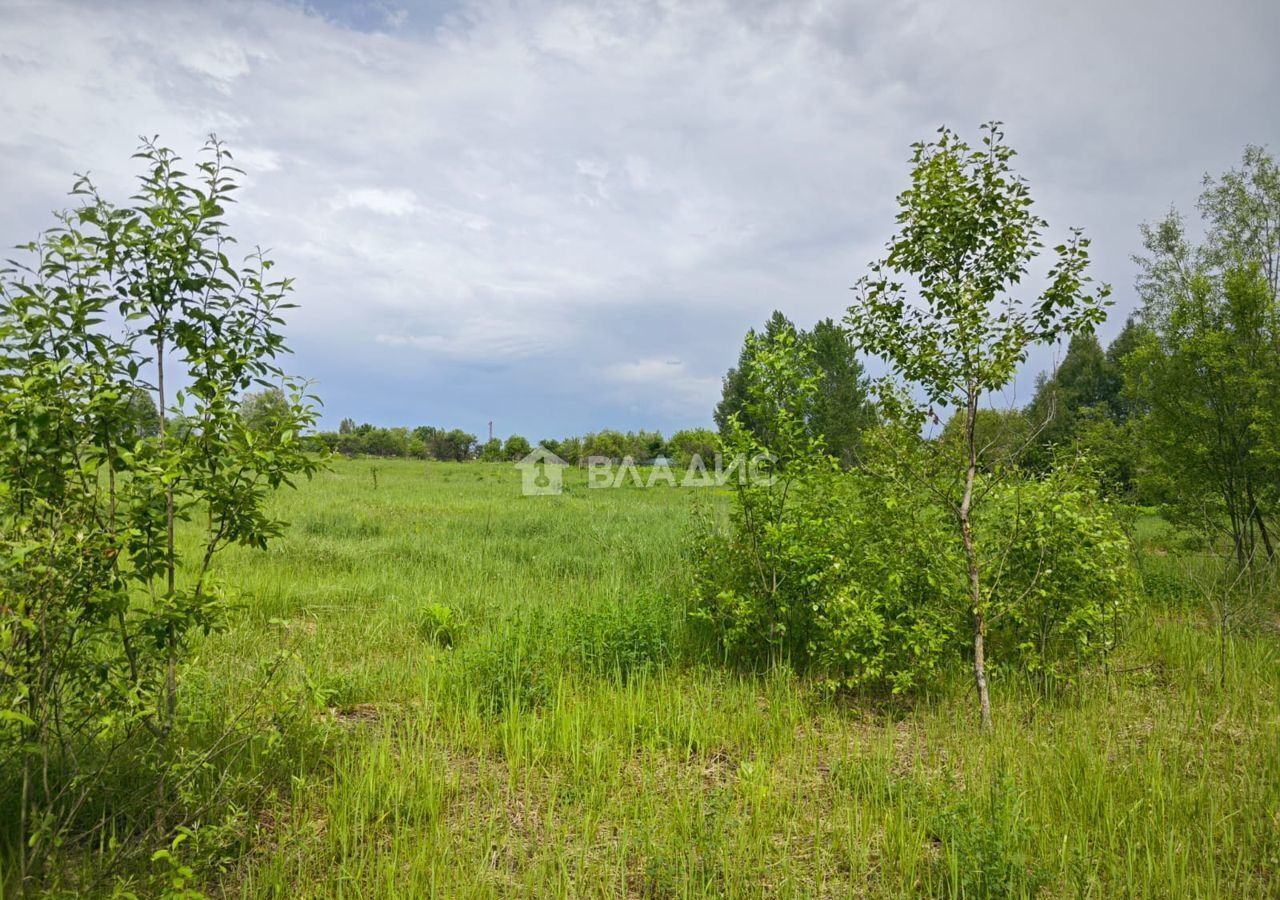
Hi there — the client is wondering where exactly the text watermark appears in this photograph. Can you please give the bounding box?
[515,450,777,496]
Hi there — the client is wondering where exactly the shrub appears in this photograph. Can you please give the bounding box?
[503,434,533,461]
[979,466,1137,687]
[692,464,959,693]
[694,392,1135,693]
[0,138,321,886]
[692,329,959,693]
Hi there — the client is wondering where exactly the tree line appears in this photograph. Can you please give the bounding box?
[312,418,720,465]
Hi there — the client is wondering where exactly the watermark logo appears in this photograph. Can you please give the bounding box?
[516,446,569,495]
[517,447,777,496]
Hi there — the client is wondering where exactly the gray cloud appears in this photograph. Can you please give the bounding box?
[2,0,1278,438]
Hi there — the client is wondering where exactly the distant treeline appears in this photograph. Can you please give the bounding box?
[313,418,719,465]
[717,308,1143,496]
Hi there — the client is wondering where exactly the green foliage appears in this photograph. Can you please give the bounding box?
[979,466,1136,685]
[695,331,958,692]
[565,594,675,681]
[315,423,477,460]
[845,122,1109,728]
[61,457,1275,897]
[1197,144,1280,298]
[695,447,1135,693]
[1022,333,1121,468]
[847,123,1108,412]
[715,311,874,464]
[940,408,1034,474]
[1128,147,1280,569]
[418,602,463,648]
[715,310,798,440]
[579,428,667,463]
[149,830,206,899]
[241,386,292,434]
[1018,320,1150,498]
[803,474,961,693]
[926,772,1045,899]
[456,631,553,714]
[665,428,719,466]
[124,384,162,439]
[413,425,476,461]
[0,137,321,886]
[502,434,533,461]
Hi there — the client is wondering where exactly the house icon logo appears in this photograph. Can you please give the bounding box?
[516,446,568,496]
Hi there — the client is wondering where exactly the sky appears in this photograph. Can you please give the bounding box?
[2,0,1278,439]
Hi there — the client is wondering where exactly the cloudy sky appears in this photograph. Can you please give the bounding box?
[3,0,1277,439]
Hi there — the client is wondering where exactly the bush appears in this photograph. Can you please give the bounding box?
[503,434,533,461]
[692,328,960,693]
[979,467,1137,686]
[692,464,958,693]
[693,447,1136,693]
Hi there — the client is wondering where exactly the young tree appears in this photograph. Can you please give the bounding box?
[715,311,797,441]
[1022,331,1125,474]
[804,318,877,465]
[441,428,477,461]
[123,385,162,438]
[1130,250,1277,567]
[1023,320,1149,497]
[557,435,584,466]
[716,312,874,464]
[581,429,627,463]
[845,123,1108,728]
[0,137,321,879]
[1104,317,1147,423]
[940,407,1033,473]
[412,425,476,461]
[1197,145,1280,302]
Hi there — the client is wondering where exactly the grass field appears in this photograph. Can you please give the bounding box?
[181,457,1279,898]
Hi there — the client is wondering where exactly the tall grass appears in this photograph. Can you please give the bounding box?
[79,459,1280,896]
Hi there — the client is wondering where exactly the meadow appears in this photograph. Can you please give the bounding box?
[177,457,1280,898]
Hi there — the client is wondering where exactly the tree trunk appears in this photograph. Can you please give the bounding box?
[156,334,177,731]
[1256,510,1275,562]
[155,334,175,833]
[962,516,991,730]
[1246,481,1274,562]
[959,390,992,731]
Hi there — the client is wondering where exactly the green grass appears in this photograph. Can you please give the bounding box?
[175,458,1280,897]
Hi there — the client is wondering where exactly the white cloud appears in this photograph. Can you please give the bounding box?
[605,357,722,415]
[337,187,419,216]
[181,40,255,91]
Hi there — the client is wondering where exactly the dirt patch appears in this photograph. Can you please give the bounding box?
[328,702,382,726]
